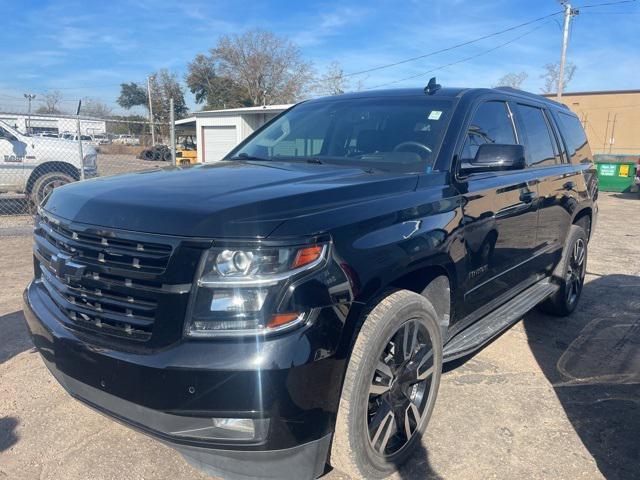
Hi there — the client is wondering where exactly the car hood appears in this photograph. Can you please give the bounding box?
[43,160,419,238]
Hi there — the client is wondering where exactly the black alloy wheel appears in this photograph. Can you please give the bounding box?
[367,319,435,456]
[565,237,586,308]
[331,289,443,479]
[539,224,588,316]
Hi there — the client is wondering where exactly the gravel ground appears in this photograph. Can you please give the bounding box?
[0,192,638,480]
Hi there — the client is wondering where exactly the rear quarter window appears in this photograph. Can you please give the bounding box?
[557,112,592,164]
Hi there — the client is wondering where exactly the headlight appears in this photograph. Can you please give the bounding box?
[83,152,97,168]
[185,243,327,337]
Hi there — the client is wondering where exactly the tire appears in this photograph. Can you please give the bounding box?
[538,224,588,316]
[162,150,173,162]
[152,149,162,161]
[29,171,75,206]
[331,290,443,479]
[142,149,155,161]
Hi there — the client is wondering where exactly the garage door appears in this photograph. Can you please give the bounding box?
[202,126,237,162]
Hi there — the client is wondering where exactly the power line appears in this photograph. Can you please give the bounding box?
[343,10,564,78]
[580,11,640,13]
[577,0,637,8]
[364,22,552,90]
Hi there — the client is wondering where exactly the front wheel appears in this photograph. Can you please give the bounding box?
[331,290,443,479]
[539,225,588,316]
[29,171,75,206]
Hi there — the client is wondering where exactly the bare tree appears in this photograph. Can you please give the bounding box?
[313,61,349,96]
[186,53,251,109]
[211,29,313,105]
[151,69,189,121]
[494,71,528,89]
[81,98,113,118]
[540,62,576,94]
[36,90,64,114]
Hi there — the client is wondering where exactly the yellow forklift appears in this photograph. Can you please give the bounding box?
[175,134,198,165]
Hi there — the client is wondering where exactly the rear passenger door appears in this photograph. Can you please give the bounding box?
[457,99,540,319]
[513,103,579,267]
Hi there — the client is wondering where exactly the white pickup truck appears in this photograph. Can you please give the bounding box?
[0,120,97,205]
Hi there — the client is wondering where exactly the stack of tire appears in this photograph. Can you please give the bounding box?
[139,145,173,162]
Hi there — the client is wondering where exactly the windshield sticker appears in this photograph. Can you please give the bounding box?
[428,110,443,120]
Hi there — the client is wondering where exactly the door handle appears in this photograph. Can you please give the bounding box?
[563,181,576,191]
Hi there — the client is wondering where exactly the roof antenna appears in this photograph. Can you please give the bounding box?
[424,77,441,95]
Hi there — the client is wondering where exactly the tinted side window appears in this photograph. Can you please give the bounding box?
[461,101,516,161]
[516,104,558,167]
[557,112,592,163]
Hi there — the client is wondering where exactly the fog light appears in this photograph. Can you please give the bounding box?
[212,418,256,436]
[170,417,268,442]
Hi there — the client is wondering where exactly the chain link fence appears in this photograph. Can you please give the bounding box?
[0,102,180,235]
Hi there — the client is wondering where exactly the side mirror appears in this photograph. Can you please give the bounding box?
[460,144,526,174]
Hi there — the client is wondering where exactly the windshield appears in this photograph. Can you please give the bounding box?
[229,96,453,172]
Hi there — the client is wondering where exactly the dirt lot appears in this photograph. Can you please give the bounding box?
[1,192,638,480]
[96,153,169,177]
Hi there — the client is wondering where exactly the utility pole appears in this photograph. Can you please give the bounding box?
[76,100,85,181]
[24,93,36,134]
[147,75,156,145]
[169,98,176,166]
[557,2,578,99]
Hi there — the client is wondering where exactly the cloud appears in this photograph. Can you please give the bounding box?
[291,6,370,47]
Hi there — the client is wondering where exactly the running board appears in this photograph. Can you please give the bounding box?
[443,279,559,362]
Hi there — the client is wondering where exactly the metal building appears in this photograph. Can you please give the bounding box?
[543,89,640,155]
[176,105,291,163]
[0,112,106,136]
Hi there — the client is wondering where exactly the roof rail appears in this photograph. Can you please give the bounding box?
[494,87,570,109]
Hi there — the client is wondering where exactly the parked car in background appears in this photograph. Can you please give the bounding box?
[35,132,60,139]
[58,132,98,146]
[113,134,140,146]
[0,120,97,205]
[92,133,111,145]
[23,84,597,480]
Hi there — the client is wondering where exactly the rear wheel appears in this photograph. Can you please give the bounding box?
[331,290,442,479]
[539,225,587,316]
[29,171,75,206]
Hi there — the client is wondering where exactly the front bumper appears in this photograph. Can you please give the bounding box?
[82,166,98,179]
[23,280,345,479]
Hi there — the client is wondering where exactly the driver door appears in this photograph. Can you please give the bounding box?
[0,126,26,192]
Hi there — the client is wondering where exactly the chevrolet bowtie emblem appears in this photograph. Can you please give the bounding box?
[50,253,85,281]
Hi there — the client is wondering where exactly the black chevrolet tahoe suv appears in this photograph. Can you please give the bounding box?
[24,84,597,480]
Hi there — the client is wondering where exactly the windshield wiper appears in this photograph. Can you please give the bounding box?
[230,153,271,161]
[305,157,323,164]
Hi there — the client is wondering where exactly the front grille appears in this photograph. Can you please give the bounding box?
[33,212,178,343]
[38,213,172,274]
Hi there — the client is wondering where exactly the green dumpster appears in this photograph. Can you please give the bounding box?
[594,154,639,193]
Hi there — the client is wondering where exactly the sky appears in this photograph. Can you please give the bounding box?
[0,0,638,115]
